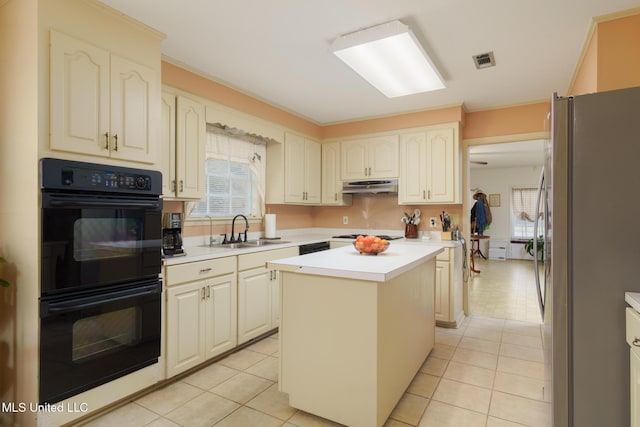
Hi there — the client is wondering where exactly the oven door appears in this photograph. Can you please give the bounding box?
[41,192,162,295]
[39,279,161,404]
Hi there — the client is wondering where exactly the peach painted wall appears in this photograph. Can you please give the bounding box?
[597,13,640,91]
[162,61,322,138]
[310,195,464,234]
[570,27,598,96]
[462,102,549,140]
[321,106,464,139]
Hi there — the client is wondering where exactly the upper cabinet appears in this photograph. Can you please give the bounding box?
[398,123,460,204]
[321,142,352,206]
[50,30,159,164]
[266,132,321,205]
[284,133,321,204]
[161,89,206,200]
[340,135,399,181]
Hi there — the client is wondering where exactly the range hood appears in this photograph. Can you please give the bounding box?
[342,179,398,194]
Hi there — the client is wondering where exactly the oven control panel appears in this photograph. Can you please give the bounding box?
[41,158,162,195]
[61,168,152,191]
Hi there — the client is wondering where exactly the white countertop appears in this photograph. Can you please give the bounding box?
[626,292,640,313]
[165,229,460,266]
[268,242,443,282]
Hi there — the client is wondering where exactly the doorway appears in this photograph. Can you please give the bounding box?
[465,139,545,323]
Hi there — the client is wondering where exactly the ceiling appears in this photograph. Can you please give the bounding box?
[469,140,545,169]
[99,0,640,126]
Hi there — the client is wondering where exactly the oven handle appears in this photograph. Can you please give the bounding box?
[48,199,161,209]
[41,283,161,317]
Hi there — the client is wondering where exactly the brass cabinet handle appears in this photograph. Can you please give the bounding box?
[179,180,184,192]
[104,132,109,149]
[201,287,206,301]
[206,285,211,299]
[113,134,118,151]
[199,267,212,274]
[171,180,176,192]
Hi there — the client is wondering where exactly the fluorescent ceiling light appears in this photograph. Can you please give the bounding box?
[331,20,445,98]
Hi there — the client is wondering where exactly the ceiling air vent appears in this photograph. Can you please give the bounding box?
[473,51,496,69]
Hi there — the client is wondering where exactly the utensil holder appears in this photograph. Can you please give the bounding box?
[440,231,452,241]
[405,224,418,239]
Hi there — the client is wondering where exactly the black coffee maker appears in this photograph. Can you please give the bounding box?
[162,212,185,257]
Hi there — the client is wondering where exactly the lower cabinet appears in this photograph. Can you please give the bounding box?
[237,246,298,344]
[434,245,465,328]
[165,257,237,378]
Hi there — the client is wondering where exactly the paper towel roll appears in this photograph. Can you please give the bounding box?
[265,214,276,238]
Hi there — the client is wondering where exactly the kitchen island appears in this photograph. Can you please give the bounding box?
[268,243,443,427]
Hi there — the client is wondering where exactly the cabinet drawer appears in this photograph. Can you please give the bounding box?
[166,256,236,286]
[489,248,507,260]
[489,239,509,250]
[436,248,450,262]
[238,246,299,271]
[627,307,640,348]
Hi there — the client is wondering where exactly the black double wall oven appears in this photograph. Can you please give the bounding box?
[40,158,163,404]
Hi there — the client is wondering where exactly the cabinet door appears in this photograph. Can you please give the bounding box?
[238,267,272,344]
[368,135,399,178]
[434,261,450,323]
[109,54,158,163]
[284,133,306,203]
[426,128,455,203]
[50,31,110,157]
[632,349,640,427]
[271,269,281,327]
[204,273,237,359]
[304,140,322,204]
[322,142,344,204]
[176,95,205,199]
[161,92,176,197]
[341,140,368,181]
[399,133,427,203]
[166,281,205,377]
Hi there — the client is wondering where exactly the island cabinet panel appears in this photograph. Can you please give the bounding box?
[279,259,436,427]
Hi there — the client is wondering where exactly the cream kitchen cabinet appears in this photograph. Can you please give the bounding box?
[340,135,399,181]
[321,142,352,205]
[161,90,206,199]
[50,30,159,164]
[399,124,460,204]
[434,245,465,328]
[237,246,298,344]
[284,133,321,204]
[165,257,237,378]
[266,132,321,205]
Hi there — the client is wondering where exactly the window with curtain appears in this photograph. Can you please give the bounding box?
[511,187,543,238]
[187,126,266,219]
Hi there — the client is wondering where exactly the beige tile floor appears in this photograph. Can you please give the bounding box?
[81,258,550,427]
[468,258,543,324]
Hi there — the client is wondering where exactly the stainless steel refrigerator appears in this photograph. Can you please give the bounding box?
[537,86,640,426]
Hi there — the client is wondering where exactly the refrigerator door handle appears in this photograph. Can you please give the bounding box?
[534,168,545,318]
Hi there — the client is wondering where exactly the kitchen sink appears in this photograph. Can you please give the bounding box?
[200,239,291,249]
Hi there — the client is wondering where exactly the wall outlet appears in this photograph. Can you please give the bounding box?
[429,217,437,228]
[342,215,349,225]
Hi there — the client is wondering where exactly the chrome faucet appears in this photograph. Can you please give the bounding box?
[206,215,215,246]
[230,214,249,243]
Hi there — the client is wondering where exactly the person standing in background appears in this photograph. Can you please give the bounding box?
[471,191,492,235]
